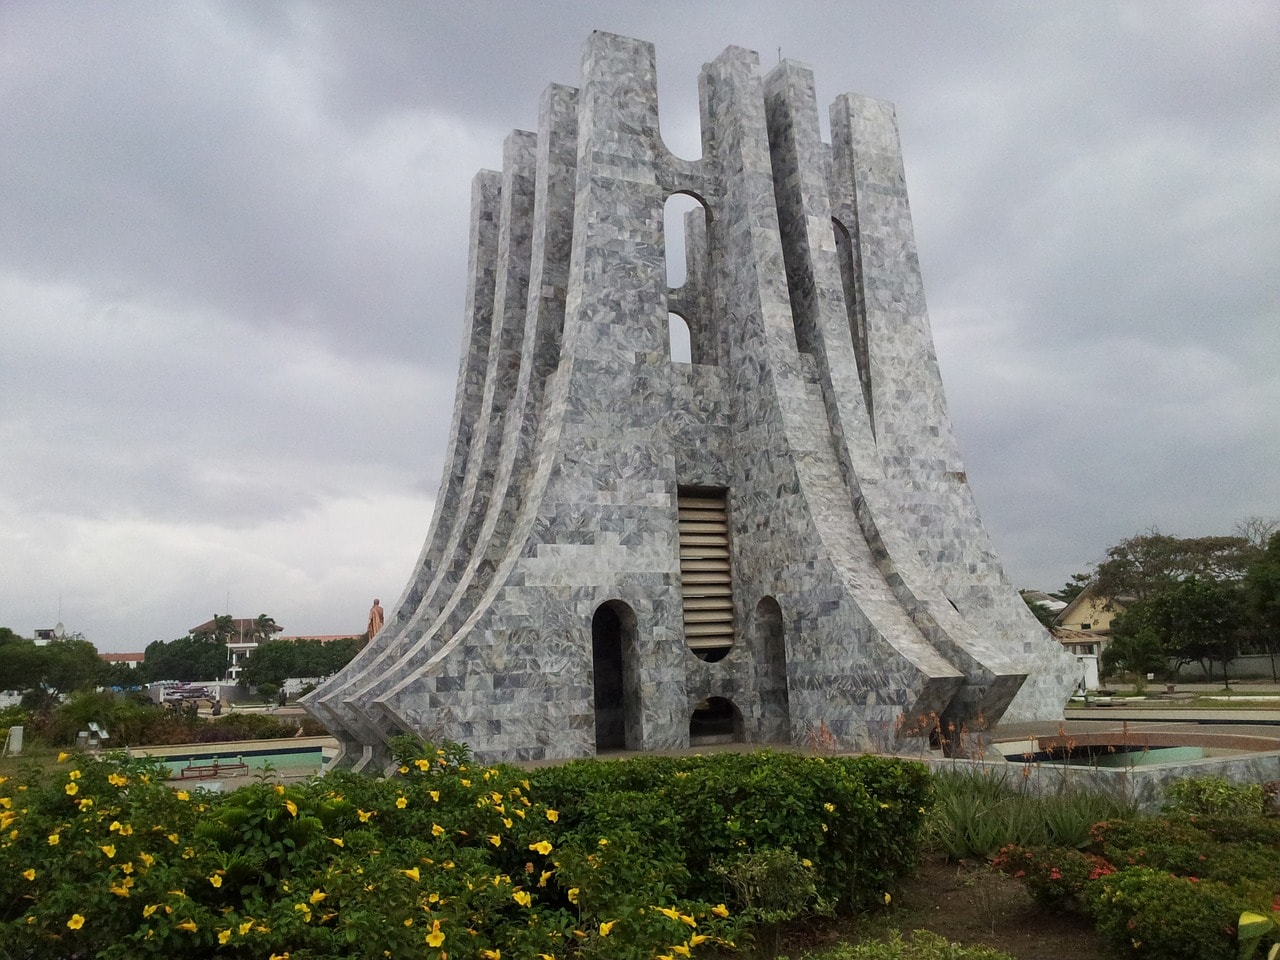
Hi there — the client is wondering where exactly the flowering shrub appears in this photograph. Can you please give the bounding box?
[990,808,1280,960]
[0,745,742,959]
[527,750,933,912]
[990,844,1114,906]
[1090,867,1243,960]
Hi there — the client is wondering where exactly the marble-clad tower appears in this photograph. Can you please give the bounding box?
[304,33,1076,768]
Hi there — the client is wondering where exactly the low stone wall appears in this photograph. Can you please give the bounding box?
[920,746,1280,812]
[1172,654,1280,681]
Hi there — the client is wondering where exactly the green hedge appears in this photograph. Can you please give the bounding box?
[0,743,932,959]
[528,750,934,911]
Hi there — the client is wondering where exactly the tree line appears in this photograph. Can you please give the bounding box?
[1054,519,1280,682]
[1,616,364,710]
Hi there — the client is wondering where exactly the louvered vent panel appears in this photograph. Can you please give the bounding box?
[678,490,734,659]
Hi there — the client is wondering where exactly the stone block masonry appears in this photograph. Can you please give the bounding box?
[303,32,1077,768]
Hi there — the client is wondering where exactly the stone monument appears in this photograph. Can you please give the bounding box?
[304,32,1077,768]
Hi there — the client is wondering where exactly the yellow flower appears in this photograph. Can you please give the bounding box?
[64,782,78,796]
[78,798,94,811]
[238,920,253,935]
[568,887,579,904]
[672,946,691,957]
[108,773,128,787]
[598,838,608,847]
[110,883,130,897]
[502,817,513,828]
[459,779,471,788]
[538,869,552,887]
[22,868,35,880]
[513,890,532,907]
[545,809,559,823]
[285,800,298,817]
[176,790,190,801]
[294,903,312,921]
[209,874,223,888]
[69,769,81,780]
[599,920,616,937]
[802,858,813,867]
[140,852,155,867]
[176,920,198,932]
[402,917,413,927]
[883,891,892,904]
[823,802,835,813]
[67,913,85,930]
[100,844,116,858]
[487,834,501,847]
[529,840,553,856]
[167,833,179,844]
[57,752,70,763]
[142,904,159,918]
[329,836,345,847]
[481,950,501,960]
[431,823,445,837]
[711,903,729,918]
[396,796,408,809]
[357,809,373,823]
[270,954,290,960]
[402,867,420,882]
[429,790,440,802]
[425,919,445,947]
[879,802,890,810]
[310,889,327,904]
[218,929,232,944]
[414,758,430,771]
[48,833,60,845]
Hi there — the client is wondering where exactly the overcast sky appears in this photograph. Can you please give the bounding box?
[2,2,1277,653]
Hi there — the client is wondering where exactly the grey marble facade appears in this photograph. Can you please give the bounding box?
[303,32,1077,768]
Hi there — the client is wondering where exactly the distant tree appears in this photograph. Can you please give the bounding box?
[211,614,237,644]
[1100,623,1168,680]
[1050,573,1092,604]
[1244,533,1280,679]
[1019,591,1059,629]
[1092,530,1260,603]
[251,613,280,643]
[240,639,299,688]
[1235,516,1280,551]
[1108,577,1243,683]
[0,635,101,702]
[141,635,228,682]
[98,661,144,689]
[241,636,363,688]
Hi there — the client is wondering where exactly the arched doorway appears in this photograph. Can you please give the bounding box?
[689,696,744,745]
[754,596,790,742]
[592,600,636,751]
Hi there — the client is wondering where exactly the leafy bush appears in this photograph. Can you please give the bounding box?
[1162,776,1263,817]
[528,750,933,912]
[1090,815,1280,888]
[794,928,1016,959]
[1090,867,1243,960]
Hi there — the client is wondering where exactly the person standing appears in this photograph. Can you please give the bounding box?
[367,598,385,640]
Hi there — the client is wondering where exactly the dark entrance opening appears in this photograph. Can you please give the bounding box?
[689,696,744,745]
[592,601,631,751]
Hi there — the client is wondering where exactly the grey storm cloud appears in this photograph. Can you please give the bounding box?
[1,1,1276,651]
